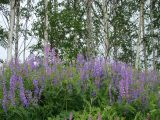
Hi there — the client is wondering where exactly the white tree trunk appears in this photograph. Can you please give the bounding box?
[86,0,93,57]
[7,0,15,62]
[23,0,31,62]
[135,0,144,69]
[150,0,156,70]
[102,0,109,58]
[141,0,147,71]
[15,0,20,62]
[44,0,49,46]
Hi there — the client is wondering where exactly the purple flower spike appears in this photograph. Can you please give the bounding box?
[119,79,125,98]
[2,77,7,112]
[23,63,28,76]
[33,79,39,97]
[50,48,56,64]
[44,44,50,67]
[9,74,18,106]
[27,54,35,71]
[19,76,28,107]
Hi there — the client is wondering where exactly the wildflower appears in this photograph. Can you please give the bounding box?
[119,79,125,98]
[53,77,58,86]
[25,90,32,103]
[2,77,7,112]
[50,48,56,64]
[23,63,28,76]
[27,54,35,71]
[9,74,18,106]
[19,76,28,107]
[69,112,73,120]
[92,58,102,78]
[91,90,96,97]
[33,79,39,97]
[77,54,85,65]
[44,44,50,67]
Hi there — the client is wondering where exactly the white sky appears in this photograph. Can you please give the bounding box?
[0,0,65,61]
[0,1,38,61]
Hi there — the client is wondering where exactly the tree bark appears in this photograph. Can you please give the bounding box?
[86,0,93,58]
[44,0,49,46]
[113,0,118,61]
[7,0,15,62]
[15,0,20,62]
[150,0,156,70]
[141,0,147,72]
[102,0,109,58]
[23,0,31,62]
[135,0,145,70]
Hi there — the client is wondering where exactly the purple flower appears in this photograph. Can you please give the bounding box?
[27,54,35,71]
[25,90,32,103]
[23,63,28,76]
[119,79,125,98]
[46,66,52,76]
[97,112,101,120]
[76,54,85,72]
[139,72,145,93]
[19,76,28,107]
[50,48,56,64]
[2,77,7,112]
[152,70,157,82]
[9,74,18,106]
[92,58,102,78]
[69,112,73,120]
[33,79,39,97]
[80,67,85,81]
[77,54,85,65]
[44,44,50,67]
[53,77,58,86]
[91,90,96,97]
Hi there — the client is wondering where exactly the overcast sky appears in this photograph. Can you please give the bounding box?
[0,0,38,61]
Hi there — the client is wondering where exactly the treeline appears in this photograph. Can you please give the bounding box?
[0,0,160,70]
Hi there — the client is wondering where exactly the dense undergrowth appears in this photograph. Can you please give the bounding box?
[0,46,160,120]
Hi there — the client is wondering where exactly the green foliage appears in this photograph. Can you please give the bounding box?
[1,64,160,120]
[0,0,9,4]
[0,26,7,48]
[32,0,86,61]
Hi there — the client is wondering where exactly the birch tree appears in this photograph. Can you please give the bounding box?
[102,0,109,58]
[44,0,48,46]
[135,0,144,70]
[15,0,20,62]
[150,0,156,70]
[86,0,93,58]
[7,0,16,62]
[23,0,31,62]
[141,0,147,71]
